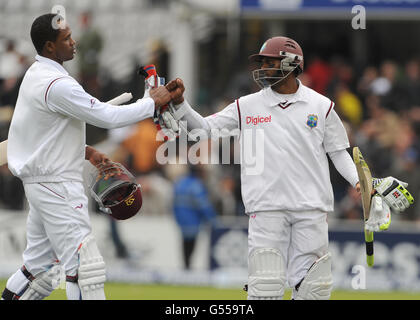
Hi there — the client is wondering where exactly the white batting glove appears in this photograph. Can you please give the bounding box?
[143,82,183,141]
[161,108,179,133]
[373,177,414,213]
[365,195,391,232]
[153,106,179,142]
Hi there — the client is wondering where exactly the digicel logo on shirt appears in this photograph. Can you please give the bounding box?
[246,115,272,125]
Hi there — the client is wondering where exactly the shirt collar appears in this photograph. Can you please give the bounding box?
[263,79,307,107]
[35,54,69,75]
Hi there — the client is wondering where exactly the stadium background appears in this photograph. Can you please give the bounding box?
[0,0,420,299]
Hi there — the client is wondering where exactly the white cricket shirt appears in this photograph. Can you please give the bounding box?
[205,80,350,213]
[7,55,154,183]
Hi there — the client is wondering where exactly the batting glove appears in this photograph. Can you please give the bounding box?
[144,88,179,141]
[365,195,391,232]
[162,106,180,133]
[373,177,414,213]
[153,105,179,142]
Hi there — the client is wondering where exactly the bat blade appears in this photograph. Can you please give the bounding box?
[0,140,7,166]
[0,92,133,166]
[353,147,373,219]
[353,146,374,267]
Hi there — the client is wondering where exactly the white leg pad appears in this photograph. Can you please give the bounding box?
[248,248,286,299]
[77,234,106,300]
[294,252,333,300]
[19,266,60,300]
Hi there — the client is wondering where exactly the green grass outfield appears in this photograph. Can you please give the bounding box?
[1,279,420,300]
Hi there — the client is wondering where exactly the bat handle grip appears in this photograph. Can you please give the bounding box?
[365,230,374,267]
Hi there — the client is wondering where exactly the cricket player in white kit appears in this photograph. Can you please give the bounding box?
[1,13,182,300]
[163,36,414,300]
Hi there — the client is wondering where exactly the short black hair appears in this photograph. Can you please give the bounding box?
[30,13,63,54]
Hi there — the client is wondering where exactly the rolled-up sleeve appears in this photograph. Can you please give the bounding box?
[46,77,154,129]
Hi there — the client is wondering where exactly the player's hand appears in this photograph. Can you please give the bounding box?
[88,151,122,181]
[96,162,123,181]
[373,177,414,213]
[88,150,111,168]
[365,195,391,232]
[166,78,185,105]
[355,182,375,195]
[149,86,172,109]
[355,182,361,194]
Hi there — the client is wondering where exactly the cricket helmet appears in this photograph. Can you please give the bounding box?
[249,36,304,88]
[90,162,142,220]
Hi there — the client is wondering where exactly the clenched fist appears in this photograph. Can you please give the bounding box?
[149,86,172,109]
[166,78,185,105]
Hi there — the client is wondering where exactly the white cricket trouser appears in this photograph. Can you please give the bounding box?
[22,181,92,277]
[248,210,329,288]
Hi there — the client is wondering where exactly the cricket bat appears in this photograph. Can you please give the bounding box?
[0,92,133,166]
[353,147,374,267]
[0,140,7,166]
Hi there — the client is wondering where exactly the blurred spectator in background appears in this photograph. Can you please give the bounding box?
[370,60,398,97]
[333,82,363,127]
[388,120,420,221]
[0,164,25,210]
[305,55,333,95]
[401,59,420,109]
[76,11,103,98]
[173,163,217,269]
[0,40,25,107]
[118,118,172,215]
[326,56,355,98]
[77,11,107,146]
[0,39,27,210]
[355,93,398,176]
[109,216,130,259]
[362,93,400,147]
[356,66,378,106]
[121,119,162,175]
[337,185,363,220]
[371,60,408,114]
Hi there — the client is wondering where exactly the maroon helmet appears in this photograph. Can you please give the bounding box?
[90,163,142,220]
[249,36,304,88]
